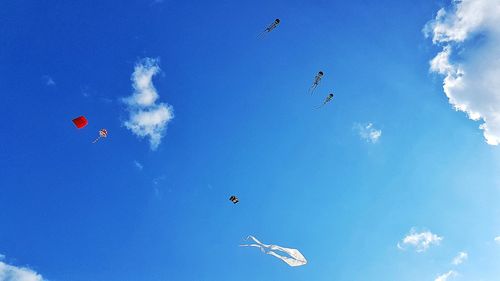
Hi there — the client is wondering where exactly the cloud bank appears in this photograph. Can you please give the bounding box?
[355,123,382,143]
[0,258,45,281]
[123,58,174,150]
[397,228,443,252]
[425,0,500,145]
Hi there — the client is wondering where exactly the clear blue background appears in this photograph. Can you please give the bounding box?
[1,0,500,280]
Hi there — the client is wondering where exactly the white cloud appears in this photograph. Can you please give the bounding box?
[397,228,443,252]
[153,187,161,199]
[452,251,468,265]
[494,236,500,243]
[435,270,457,281]
[134,160,143,170]
[42,75,55,86]
[425,0,500,145]
[355,123,382,143]
[0,260,46,281]
[152,175,166,186]
[123,58,174,150]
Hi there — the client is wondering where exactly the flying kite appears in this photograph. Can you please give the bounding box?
[72,116,88,129]
[229,195,239,204]
[317,93,334,109]
[258,19,280,37]
[240,235,307,267]
[93,129,108,143]
[309,71,324,94]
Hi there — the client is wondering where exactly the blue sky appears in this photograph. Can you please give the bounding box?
[1,0,500,280]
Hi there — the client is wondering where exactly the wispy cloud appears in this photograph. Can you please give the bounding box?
[123,58,174,150]
[452,251,468,265]
[153,187,161,199]
[81,86,91,98]
[42,75,55,86]
[0,257,46,281]
[152,175,167,199]
[134,160,143,170]
[152,175,166,186]
[495,236,500,244]
[435,270,457,281]
[397,228,443,252]
[355,123,382,143]
[425,0,500,145]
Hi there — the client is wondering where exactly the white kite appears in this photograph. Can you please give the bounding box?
[240,235,307,267]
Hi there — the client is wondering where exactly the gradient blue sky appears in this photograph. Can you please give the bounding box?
[1,0,500,280]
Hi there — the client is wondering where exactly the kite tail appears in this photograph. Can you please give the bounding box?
[240,235,270,248]
[246,235,268,246]
[239,244,266,253]
[310,82,321,94]
[92,136,101,143]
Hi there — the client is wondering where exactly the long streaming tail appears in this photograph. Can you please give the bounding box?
[309,84,318,95]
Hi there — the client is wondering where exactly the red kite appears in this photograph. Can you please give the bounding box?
[72,116,88,128]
